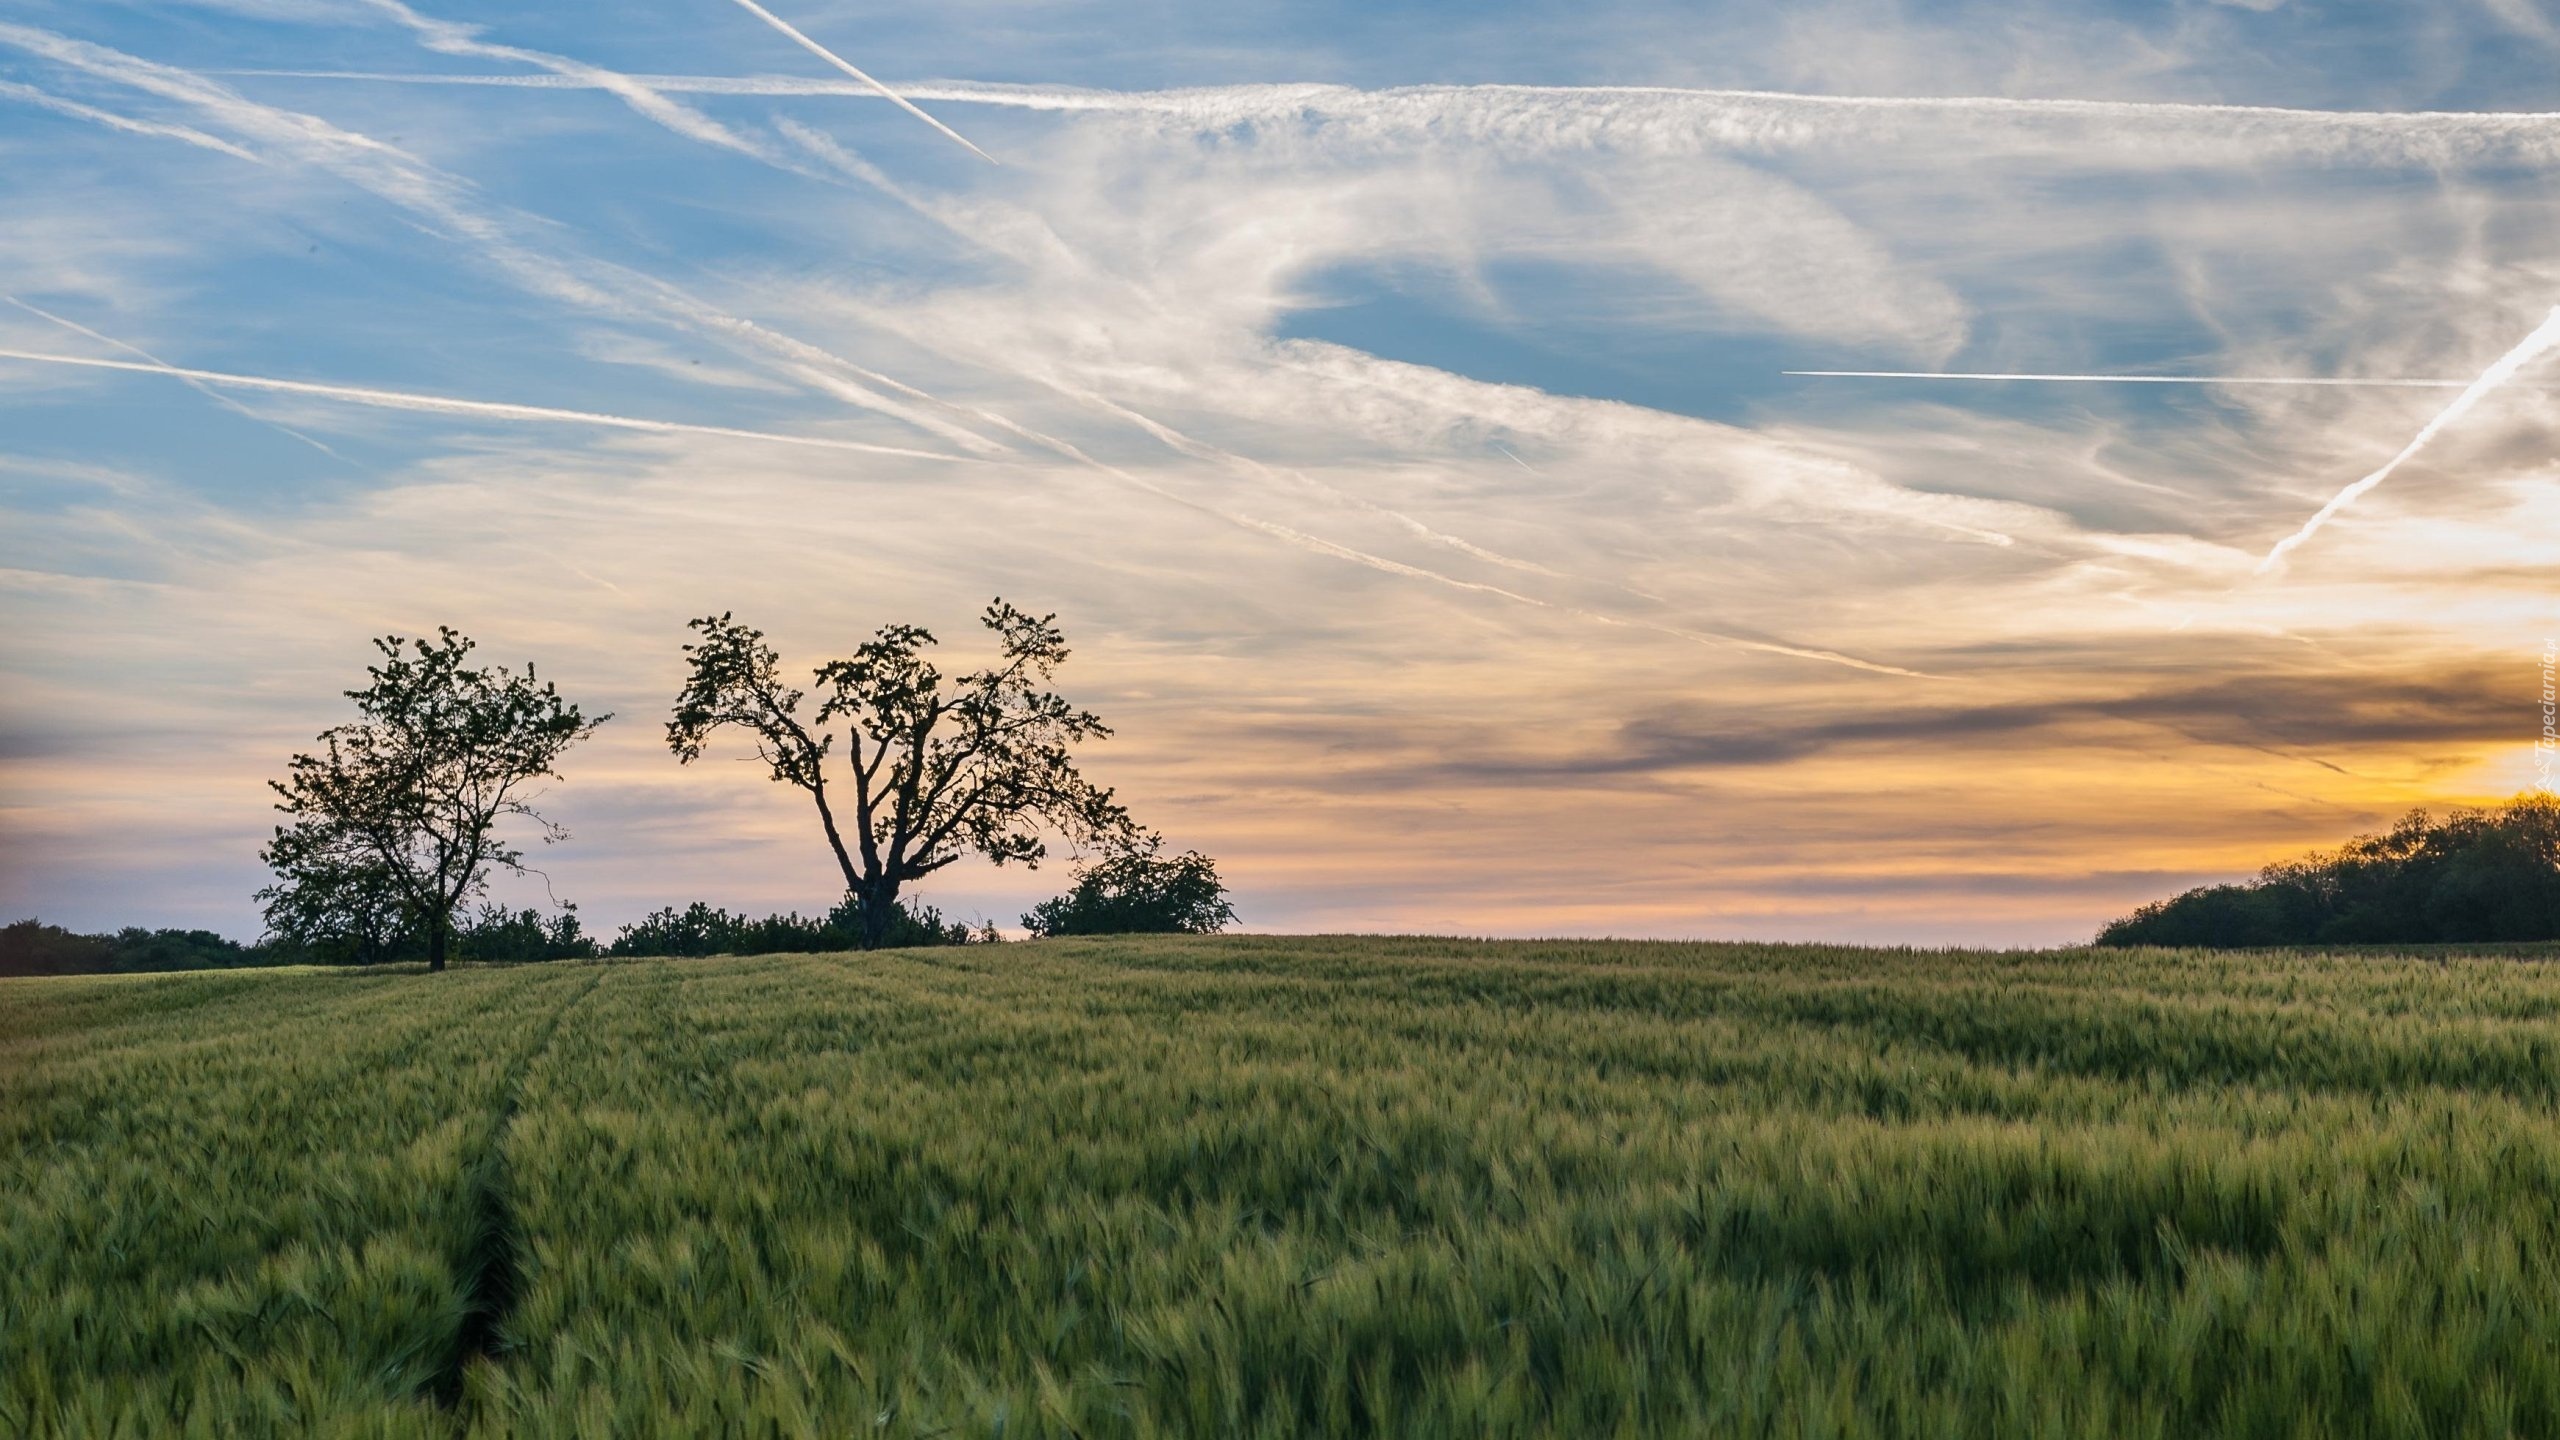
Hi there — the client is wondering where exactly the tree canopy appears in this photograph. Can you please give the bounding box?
[1023,838,1236,938]
[261,629,605,971]
[2097,793,2560,948]
[668,600,1135,947]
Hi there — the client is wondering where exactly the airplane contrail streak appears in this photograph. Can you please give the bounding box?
[11,35,1924,678]
[5,298,350,461]
[0,23,1002,453]
[0,349,968,462]
[718,0,997,163]
[2256,305,2560,572]
[0,77,260,160]
[358,0,788,167]
[200,71,2560,167]
[1786,370,2475,388]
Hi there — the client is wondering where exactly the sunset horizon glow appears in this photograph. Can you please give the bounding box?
[3,0,2556,947]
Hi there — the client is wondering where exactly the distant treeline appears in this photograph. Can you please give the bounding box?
[2098,793,2560,948]
[0,899,972,977]
[7,867,1226,976]
[0,921,277,977]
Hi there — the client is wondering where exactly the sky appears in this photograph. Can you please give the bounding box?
[2,0,2556,947]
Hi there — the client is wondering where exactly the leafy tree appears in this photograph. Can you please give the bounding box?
[261,629,605,972]
[2097,793,2560,947]
[1023,835,1235,938]
[669,600,1134,948]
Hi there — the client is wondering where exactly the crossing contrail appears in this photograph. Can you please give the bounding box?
[1786,370,2474,388]
[0,22,1003,453]
[5,298,349,461]
[718,0,997,163]
[2256,305,2560,572]
[0,349,967,461]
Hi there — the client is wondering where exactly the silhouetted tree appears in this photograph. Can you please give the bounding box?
[261,629,605,972]
[2098,793,2560,947]
[1023,835,1235,937]
[668,601,1134,948]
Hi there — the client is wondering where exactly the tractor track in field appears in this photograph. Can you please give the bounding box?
[431,966,605,1411]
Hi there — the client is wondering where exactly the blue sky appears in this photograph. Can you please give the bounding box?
[3,0,2556,944]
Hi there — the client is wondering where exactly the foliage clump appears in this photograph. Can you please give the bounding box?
[2098,792,2560,947]
[604,895,991,957]
[1022,837,1234,937]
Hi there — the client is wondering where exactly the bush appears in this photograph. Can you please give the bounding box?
[606,895,987,957]
[2098,793,2560,947]
[1023,842,1234,938]
[456,904,599,963]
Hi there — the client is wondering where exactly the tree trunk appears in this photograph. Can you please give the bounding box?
[857,881,897,950]
[427,907,449,972]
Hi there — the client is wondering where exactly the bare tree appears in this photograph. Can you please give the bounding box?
[262,629,605,971]
[668,600,1134,948]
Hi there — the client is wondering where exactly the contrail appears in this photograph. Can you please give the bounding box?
[14,32,1922,677]
[0,77,260,161]
[6,297,351,461]
[718,0,997,163]
[200,71,2560,168]
[0,23,1006,453]
[1787,369,2476,388]
[2257,305,2560,572]
[0,349,967,461]
[356,0,789,167]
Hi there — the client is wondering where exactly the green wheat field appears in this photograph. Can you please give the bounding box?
[12,936,2560,1437]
